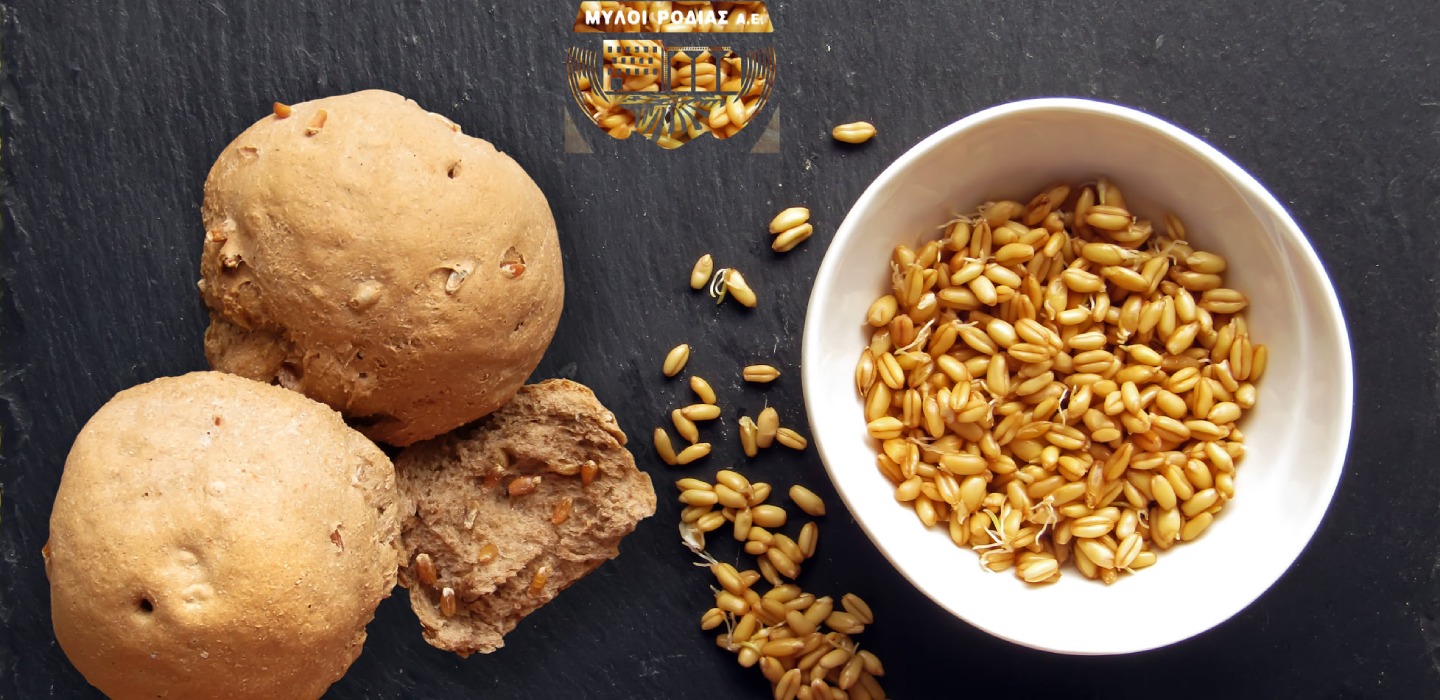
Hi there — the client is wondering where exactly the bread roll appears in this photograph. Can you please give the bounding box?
[199,89,564,446]
[45,371,405,700]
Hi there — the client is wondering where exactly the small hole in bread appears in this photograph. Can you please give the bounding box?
[277,362,303,390]
[500,247,526,279]
[137,597,154,614]
[447,161,462,179]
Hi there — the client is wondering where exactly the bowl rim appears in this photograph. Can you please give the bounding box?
[800,97,1354,655]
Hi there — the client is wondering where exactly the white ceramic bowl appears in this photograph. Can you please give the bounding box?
[801,98,1352,654]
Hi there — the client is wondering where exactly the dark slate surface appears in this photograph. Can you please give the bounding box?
[2,1,1438,697]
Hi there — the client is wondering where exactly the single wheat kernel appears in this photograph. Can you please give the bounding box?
[681,403,723,421]
[819,647,852,670]
[855,349,877,395]
[691,254,715,289]
[767,547,801,579]
[775,428,808,451]
[529,566,549,596]
[757,407,780,448]
[876,352,904,390]
[773,224,814,253]
[734,506,754,542]
[716,469,752,494]
[825,611,866,634]
[1181,511,1214,541]
[673,409,700,443]
[742,570,770,598]
[838,655,865,691]
[725,269,758,307]
[552,496,574,525]
[508,476,541,497]
[749,482,772,506]
[712,561,747,596]
[785,609,817,636]
[701,607,726,631]
[782,592,815,612]
[415,552,438,587]
[866,416,903,440]
[691,376,718,404]
[789,485,826,517]
[663,344,692,377]
[1115,533,1142,569]
[654,427,679,465]
[831,121,877,143]
[841,594,874,625]
[739,416,759,457]
[714,484,749,509]
[867,295,898,327]
[773,534,805,563]
[735,611,761,642]
[797,521,819,558]
[859,672,887,699]
[680,488,719,506]
[676,442,713,465]
[763,637,807,658]
[751,504,788,529]
[305,109,327,136]
[675,477,713,492]
[1019,558,1060,583]
[770,207,811,234]
[776,669,803,700]
[744,365,782,383]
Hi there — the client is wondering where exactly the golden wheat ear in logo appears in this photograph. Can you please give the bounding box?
[566,46,607,119]
[735,47,777,124]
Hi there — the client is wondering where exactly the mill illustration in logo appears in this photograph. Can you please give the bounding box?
[565,3,776,150]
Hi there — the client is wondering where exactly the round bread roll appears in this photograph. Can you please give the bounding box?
[44,371,405,700]
[199,89,564,446]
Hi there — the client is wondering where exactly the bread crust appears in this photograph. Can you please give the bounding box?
[45,371,405,700]
[199,89,564,446]
[395,379,656,655]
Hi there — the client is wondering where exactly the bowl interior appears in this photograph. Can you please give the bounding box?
[802,99,1352,654]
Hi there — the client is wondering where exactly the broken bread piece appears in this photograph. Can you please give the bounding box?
[395,379,655,655]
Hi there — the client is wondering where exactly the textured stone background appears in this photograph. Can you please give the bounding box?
[1,1,1437,697]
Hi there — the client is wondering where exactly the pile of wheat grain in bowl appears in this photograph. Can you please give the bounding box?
[854,178,1267,585]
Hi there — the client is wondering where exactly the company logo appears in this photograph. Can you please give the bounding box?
[565,2,776,150]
